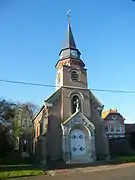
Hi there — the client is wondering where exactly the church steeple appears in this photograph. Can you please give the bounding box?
[55,13,85,70]
[55,14,87,89]
[59,20,81,61]
[62,22,76,50]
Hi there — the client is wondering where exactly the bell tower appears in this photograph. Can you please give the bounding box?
[55,16,88,90]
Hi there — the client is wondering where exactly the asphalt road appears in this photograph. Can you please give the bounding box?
[18,163,135,180]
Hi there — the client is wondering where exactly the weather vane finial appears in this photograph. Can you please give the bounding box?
[66,9,71,23]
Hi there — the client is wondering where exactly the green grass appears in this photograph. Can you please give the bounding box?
[117,155,135,162]
[0,169,44,179]
[0,152,44,179]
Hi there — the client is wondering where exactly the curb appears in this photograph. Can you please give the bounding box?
[45,162,135,176]
[79,162,135,173]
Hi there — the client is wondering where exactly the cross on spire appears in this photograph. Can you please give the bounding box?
[60,10,76,50]
[66,9,71,24]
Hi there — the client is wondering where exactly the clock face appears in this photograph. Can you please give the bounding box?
[71,50,77,57]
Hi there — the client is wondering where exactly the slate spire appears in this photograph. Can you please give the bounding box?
[62,22,76,49]
[58,11,81,60]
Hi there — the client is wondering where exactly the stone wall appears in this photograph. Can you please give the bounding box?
[109,136,135,156]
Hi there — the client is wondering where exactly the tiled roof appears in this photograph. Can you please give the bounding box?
[101,109,118,119]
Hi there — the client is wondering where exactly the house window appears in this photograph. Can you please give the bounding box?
[71,95,81,114]
[71,70,78,81]
[122,125,125,133]
[110,124,114,132]
[105,126,108,132]
[116,124,120,132]
[120,126,122,133]
[114,123,121,133]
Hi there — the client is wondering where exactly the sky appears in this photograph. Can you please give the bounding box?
[0,0,135,123]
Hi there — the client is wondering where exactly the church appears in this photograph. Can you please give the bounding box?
[32,19,110,164]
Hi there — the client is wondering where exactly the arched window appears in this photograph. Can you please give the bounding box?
[71,70,78,81]
[71,95,81,114]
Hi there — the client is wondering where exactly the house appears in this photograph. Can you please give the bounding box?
[32,20,110,164]
[102,109,135,155]
[101,109,125,139]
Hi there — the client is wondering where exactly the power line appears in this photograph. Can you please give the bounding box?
[0,79,135,94]
[90,88,135,94]
[0,79,56,88]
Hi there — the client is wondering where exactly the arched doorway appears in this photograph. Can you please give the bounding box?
[62,114,96,163]
[70,129,86,157]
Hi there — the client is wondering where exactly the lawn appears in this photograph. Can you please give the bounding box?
[117,155,135,162]
[0,151,44,179]
[0,169,44,180]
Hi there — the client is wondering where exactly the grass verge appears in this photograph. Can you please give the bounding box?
[0,151,44,179]
[0,169,44,179]
[117,155,135,162]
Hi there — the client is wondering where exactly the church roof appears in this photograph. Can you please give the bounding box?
[32,88,61,122]
[63,110,95,129]
[62,22,76,50]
